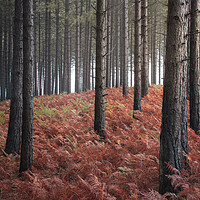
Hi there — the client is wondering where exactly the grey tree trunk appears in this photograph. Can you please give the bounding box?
[20,0,34,173]
[48,0,51,95]
[134,0,141,111]
[55,0,59,94]
[7,0,13,99]
[141,0,149,97]
[159,0,189,194]
[75,0,80,94]
[94,0,105,139]
[122,0,128,96]
[189,0,200,134]
[2,3,8,101]
[33,0,37,96]
[115,0,120,88]
[5,0,23,155]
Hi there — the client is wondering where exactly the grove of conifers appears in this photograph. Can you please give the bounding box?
[0,0,200,199]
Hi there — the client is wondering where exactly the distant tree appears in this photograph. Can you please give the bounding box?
[1,1,8,101]
[134,0,141,111]
[75,0,80,94]
[189,0,200,134]
[115,0,120,88]
[141,0,149,97]
[5,0,23,155]
[48,0,52,95]
[94,0,105,139]
[159,0,189,194]
[122,0,129,96]
[20,0,34,173]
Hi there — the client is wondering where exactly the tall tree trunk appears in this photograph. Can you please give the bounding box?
[5,0,23,155]
[141,0,149,97]
[48,0,51,95]
[44,0,48,95]
[20,0,34,173]
[130,22,133,87]
[115,0,120,88]
[33,0,37,96]
[189,0,200,134]
[122,0,128,96]
[38,0,42,96]
[134,0,141,111]
[106,0,111,89]
[2,3,8,101]
[152,5,157,84]
[75,0,80,93]
[94,0,105,139]
[7,0,13,99]
[159,0,189,194]
[55,0,59,94]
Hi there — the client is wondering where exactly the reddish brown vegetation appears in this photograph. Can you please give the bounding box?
[0,85,199,199]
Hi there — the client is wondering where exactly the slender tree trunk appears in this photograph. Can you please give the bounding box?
[159,0,189,194]
[130,22,133,87]
[55,0,59,94]
[152,5,157,84]
[20,0,34,173]
[190,0,200,134]
[2,3,8,101]
[5,0,23,155]
[134,0,141,111]
[44,0,48,95]
[48,0,51,95]
[94,0,105,139]
[75,0,80,93]
[7,0,13,99]
[122,0,129,96]
[38,0,42,96]
[141,0,149,97]
[115,0,120,88]
[33,0,37,96]
[106,0,111,89]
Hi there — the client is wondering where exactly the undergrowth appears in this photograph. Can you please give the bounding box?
[0,85,199,199]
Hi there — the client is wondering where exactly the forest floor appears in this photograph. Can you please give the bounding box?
[0,85,200,200]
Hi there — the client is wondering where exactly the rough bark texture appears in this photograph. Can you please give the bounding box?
[189,0,200,134]
[20,0,34,173]
[141,0,149,97]
[94,0,105,139]
[134,0,141,111]
[159,0,189,194]
[5,0,23,155]
[122,0,128,96]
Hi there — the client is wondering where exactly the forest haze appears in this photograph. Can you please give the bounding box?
[0,86,200,199]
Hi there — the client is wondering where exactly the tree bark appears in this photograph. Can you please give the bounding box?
[134,0,141,111]
[159,0,189,194]
[48,0,51,95]
[189,0,200,134]
[75,0,80,94]
[0,5,3,100]
[141,0,149,97]
[94,0,105,139]
[5,0,23,155]
[122,0,129,96]
[20,0,34,173]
